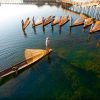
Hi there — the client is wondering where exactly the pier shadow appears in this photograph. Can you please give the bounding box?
[47,55,52,64]
[87,34,92,42]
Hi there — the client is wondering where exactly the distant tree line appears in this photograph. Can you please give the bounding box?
[23,0,56,2]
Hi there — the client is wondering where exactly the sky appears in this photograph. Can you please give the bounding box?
[0,0,23,3]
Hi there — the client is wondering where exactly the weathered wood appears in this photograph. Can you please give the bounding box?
[90,20,100,33]
[22,18,30,30]
[32,17,43,27]
[43,16,55,26]
[59,16,69,26]
[0,49,52,78]
[52,17,60,26]
[84,18,94,28]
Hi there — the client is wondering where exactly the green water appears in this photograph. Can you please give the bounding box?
[0,4,100,100]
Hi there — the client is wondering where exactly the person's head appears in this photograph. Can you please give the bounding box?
[46,37,49,40]
[21,20,24,23]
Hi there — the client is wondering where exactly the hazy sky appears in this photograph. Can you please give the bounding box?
[0,0,23,3]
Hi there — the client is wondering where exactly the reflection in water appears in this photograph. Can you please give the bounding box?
[59,25,61,31]
[43,26,45,33]
[97,39,100,47]
[59,29,62,35]
[51,25,54,32]
[88,34,92,41]
[23,30,27,37]
[32,27,37,34]
[47,55,51,64]
[69,26,72,33]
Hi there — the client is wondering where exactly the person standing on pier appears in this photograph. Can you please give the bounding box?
[32,16,35,26]
[42,17,45,25]
[90,20,95,32]
[21,19,24,27]
[45,37,50,50]
[59,16,62,31]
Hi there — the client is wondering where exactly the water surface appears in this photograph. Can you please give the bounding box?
[0,4,100,100]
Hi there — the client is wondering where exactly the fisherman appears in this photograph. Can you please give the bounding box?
[42,17,45,25]
[32,16,35,26]
[90,20,95,32]
[82,19,86,32]
[59,16,62,31]
[45,37,50,50]
[21,19,24,26]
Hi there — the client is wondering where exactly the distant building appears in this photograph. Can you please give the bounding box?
[23,0,56,2]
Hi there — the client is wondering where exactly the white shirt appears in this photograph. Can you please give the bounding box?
[45,38,50,48]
